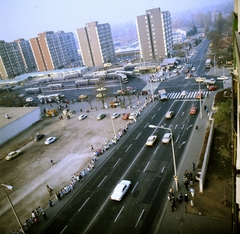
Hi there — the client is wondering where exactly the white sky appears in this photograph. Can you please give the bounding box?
[0,0,230,41]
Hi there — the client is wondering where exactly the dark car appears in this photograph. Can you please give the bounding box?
[34,133,45,142]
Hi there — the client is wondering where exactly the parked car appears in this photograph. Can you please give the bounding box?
[111,180,131,201]
[128,113,137,120]
[96,93,105,98]
[162,133,172,144]
[97,113,106,120]
[5,150,22,160]
[208,85,218,91]
[122,113,130,120]
[111,113,120,119]
[96,87,106,91]
[26,97,34,102]
[45,137,57,145]
[217,75,228,80]
[165,111,174,119]
[78,114,87,120]
[190,106,198,115]
[79,94,87,99]
[177,65,182,69]
[146,135,157,146]
[18,93,25,98]
[34,133,45,142]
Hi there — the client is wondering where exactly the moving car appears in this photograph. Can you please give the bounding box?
[96,87,106,91]
[217,75,228,80]
[122,113,130,120]
[79,94,87,99]
[18,93,25,97]
[208,85,218,91]
[34,133,45,142]
[5,150,22,160]
[78,114,87,120]
[180,90,188,97]
[146,135,157,146]
[190,106,198,115]
[162,133,172,144]
[191,67,196,71]
[128,113,137,120]
[165,111,174,119]
[111,113,120,119]
[26,97,34,102]
[196,92,203,99]
[96,93,105,98]
[111,180,131,201]
[45,137,57,145]
[97,113,106,120]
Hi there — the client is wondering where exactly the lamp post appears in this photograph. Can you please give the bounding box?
[198,82,202,119]
[1,184,25,234]
[110,112,117,137]
[149,125,178,191]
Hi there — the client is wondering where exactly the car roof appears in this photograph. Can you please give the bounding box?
[164,133,171,137]
[148,135,157,140]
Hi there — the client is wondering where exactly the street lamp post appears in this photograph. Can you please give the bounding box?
[198,82,202,119]
[149,125,178,191]
[1,184,25,234]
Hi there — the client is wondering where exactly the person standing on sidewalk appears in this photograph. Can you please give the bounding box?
[192,162,195,171]
[195,125,198,131]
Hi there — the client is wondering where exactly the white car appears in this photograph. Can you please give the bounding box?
[45,137,57,145]
[165,111,174,119]
[128,113,137,120]
[146,135,157,146]
[5,150,22,160]
[162,133,172,144]
[97,87,106,91]
[177,65,182,69]
[111,180,131,201]
[180,91,188,97]
[26,97,34,102]
[111,113,120,119]
[18,93,25,97]
[191,67,196,71]
[78,114,87,120]
[217,76,229,80]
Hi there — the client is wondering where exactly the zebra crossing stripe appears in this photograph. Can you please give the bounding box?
[165,91,210,99]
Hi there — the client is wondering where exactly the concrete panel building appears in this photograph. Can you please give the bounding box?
[136,8,173,62]
[0,107,41,145]
[0,40,26,79]
[76,21,115,67]
[30,31,80,72]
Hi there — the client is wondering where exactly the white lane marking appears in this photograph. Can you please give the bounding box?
[174,124,178,129]
[131,181,139,193]
[181,125,185,130]
[135,209,145,227]
[161,166,166,173]
[78,197,90,212]
[97,175,107,187]
[187,124,193,130]
[144,123,149,128]
[135,133,141,139]
[60,225,68,234]
[113,158,121,168]
[151,114,156,119]
[158,107,161,111]
[153,146,159,155]
[179,141,186,148]
[143,161,150,172]
[175,135,180,143]
[125,144,132,152]
[114,206,124,222]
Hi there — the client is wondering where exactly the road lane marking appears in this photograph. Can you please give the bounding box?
[131,181,139,193]
[151,114,156,119]
[181,112,185,116]
[144,123,149,128]
[175,135,180,143]
[179,141,186,148]
[113,158,121,168]
[125,144,132,152]
[174,124,178,129]
[161,166,166,173]
[158,107,161,111]
[135,133,141,139]
[187,124,193,130]
[60,225,68,234]
[114,206,124,222]
[135,209,145,227]
[153,146,159,154]
[181,125,185,130]
[97,176,107,187]
[143,161,150,172]
[78,197,90,212]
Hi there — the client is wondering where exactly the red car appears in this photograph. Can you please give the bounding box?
[122,113,130,120]
[208,86,218,91]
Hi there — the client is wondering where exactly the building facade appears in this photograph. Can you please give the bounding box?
[136,8,173,62]
[76,21,115,67]
[30,31,80,72]
[0,40,26,79]
[14,38,37,73]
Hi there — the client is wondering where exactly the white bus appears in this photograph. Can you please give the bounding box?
[25,87,42,94]
[38,93,64,103]
[205,59,212,69]
[47,83,64,90]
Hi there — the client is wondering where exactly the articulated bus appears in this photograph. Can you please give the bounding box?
[25,87,42,94]
[47,83,64,90]
[75,79,100,88]
[37,93,64,103]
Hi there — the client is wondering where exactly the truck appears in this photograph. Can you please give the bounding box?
[204,78,216,85]
[158,89,168,100]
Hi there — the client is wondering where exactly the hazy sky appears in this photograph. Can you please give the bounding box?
[1,0,230,41]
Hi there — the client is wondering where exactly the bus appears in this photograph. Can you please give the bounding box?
[38,93,64,103]
[118,74,128,84]
[75,78,100,87]
[205,59,212,69]
[25,87,42,94]
[47,83,64,90]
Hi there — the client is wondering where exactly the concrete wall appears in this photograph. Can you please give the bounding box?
[0,107,41,145]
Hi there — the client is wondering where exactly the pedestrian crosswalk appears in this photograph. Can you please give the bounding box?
[166,91,209,99]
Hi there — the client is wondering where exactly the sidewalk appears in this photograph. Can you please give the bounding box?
[155,70,232,233]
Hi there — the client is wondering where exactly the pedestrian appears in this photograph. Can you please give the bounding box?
[50,160,54,165]
[195,125,198,131]
[91,145,94,151]
[46,184,53,196]
[204,105,207,110]
[48,199,54,207]
[171,201,176,212]
[192,162,195,171]
[80,109,82,112]
[95,106,97,111]
[42,212,48,220]
[38,206,43,213]
[184,180,189,190]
